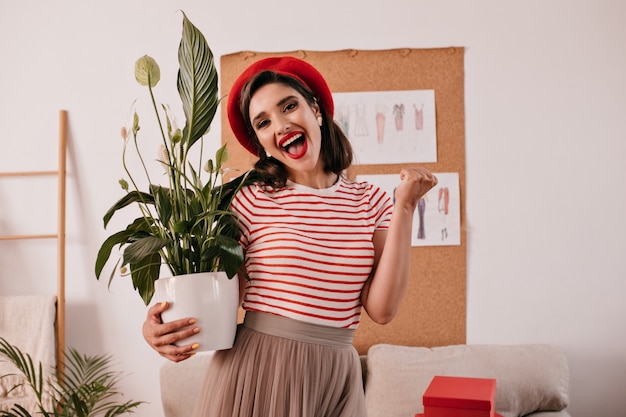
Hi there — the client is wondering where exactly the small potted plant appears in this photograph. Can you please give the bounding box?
[0,337,143,416]
[95,12,254,351]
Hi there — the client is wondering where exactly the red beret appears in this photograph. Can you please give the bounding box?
[227,56,334,155]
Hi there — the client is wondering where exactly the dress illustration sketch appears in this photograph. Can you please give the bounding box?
[375,104,387,143]
[438,186,449,240]
[417,196,427,240]
[414,103,424,130]
[393,103,405,131]
[354,104,368,136]
[336,105,350,136]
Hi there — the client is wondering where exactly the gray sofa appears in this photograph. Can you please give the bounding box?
[160,343,570,417]
[364,344,570,417]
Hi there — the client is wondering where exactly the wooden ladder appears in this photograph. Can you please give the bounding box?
[0,110,67,377]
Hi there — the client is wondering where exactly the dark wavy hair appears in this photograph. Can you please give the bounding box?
[238,71,353,188]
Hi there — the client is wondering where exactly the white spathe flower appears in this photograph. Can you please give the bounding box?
[158,144,170,171]
[120,100,138,143]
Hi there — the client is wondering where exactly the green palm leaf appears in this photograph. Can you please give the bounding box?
[0,337,143,417]
[0,338,44,403]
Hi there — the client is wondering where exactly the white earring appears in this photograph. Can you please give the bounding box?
[317,116,323,126]
[266,151,272,158]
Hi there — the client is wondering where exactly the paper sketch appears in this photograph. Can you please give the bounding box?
[356,172,460,247]
[333,90,437,164]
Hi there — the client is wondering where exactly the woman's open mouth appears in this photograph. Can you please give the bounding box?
[280,133,308,159]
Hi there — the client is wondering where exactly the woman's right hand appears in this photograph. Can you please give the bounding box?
[142,301,201,362]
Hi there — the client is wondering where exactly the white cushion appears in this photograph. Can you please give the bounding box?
[365,344,569,417]
[160,353,213,417]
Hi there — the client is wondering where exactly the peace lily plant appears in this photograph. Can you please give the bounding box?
[95,12,253,305]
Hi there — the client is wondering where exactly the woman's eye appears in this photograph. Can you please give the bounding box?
[256,119,269,130]
[283,101,297,113]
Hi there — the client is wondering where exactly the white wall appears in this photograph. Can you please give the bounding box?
[1,1,624,416]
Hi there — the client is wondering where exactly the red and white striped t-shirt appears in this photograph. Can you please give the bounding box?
[230,177,393,329]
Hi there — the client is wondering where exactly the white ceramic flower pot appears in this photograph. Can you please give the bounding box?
[154,271,239,352]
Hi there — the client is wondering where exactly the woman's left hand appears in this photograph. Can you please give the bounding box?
[394,167,438,211]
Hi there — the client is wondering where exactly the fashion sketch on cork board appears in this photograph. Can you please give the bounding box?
[333,89,437,165]
[356,172,460,247]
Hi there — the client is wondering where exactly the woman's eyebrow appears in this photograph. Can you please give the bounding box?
[277,95,298,107]
[251,95,298,124]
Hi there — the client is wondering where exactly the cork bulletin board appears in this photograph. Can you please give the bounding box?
[220,47,466,354]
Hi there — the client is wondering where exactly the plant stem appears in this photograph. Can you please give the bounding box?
[147,82,173,187]
[122,137,152,220]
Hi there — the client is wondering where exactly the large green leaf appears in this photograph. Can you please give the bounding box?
[151,185,173,227]
[122,235,169,265]
[102,191,155,228]
[121,233,166,293]
[130,252,162,305]
[95,230,133,279]
[200,235,244,279]
[95,217,153,278]
[218,235,244,279]
[177,12,219,150]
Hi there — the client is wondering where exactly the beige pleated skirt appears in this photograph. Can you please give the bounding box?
[191,311,366,417]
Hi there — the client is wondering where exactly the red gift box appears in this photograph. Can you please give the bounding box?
[419,375,500,417]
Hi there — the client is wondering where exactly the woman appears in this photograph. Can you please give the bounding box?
[142,56,437,416]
